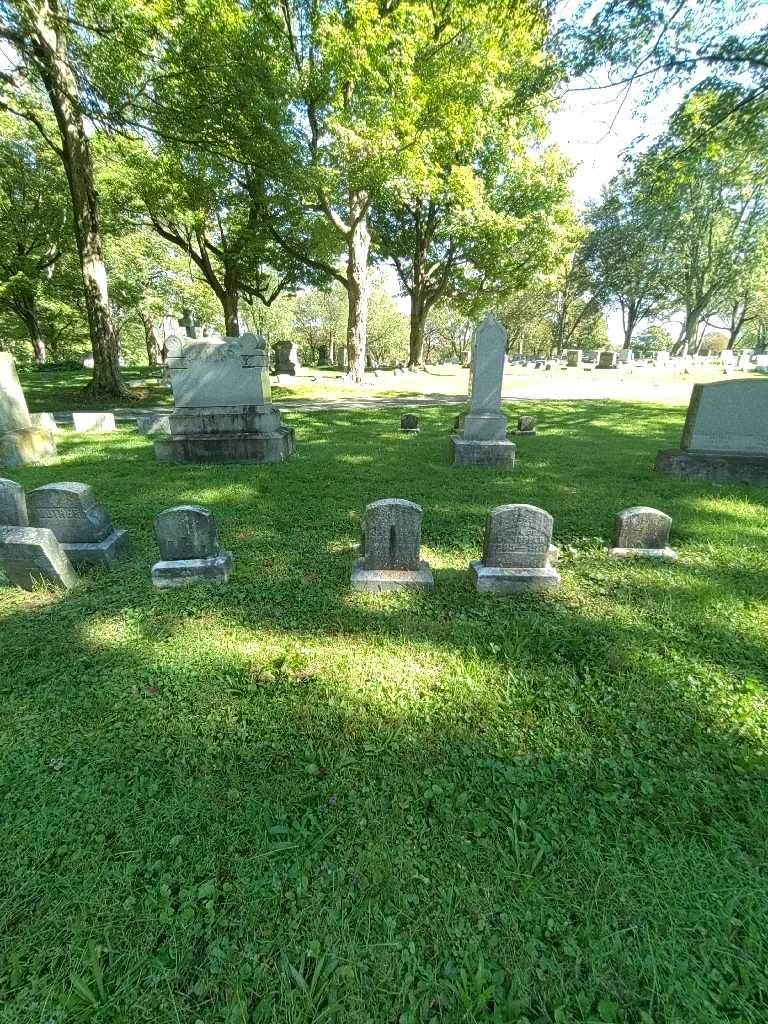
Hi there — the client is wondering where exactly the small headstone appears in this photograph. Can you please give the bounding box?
[0,478,28,526]
[27,482,128,567]
[135,413,170,435]
[0,526,77,590]
[469,504,560,593]
[72,412,116,433]
[617,349,634,364]
[151,505,233,588]
[597,351,618,369]
[654,351,670,367]
[515,415,537,436]
[565,349,582,368]
[274,340,301,375]
[400,413,419,433]
[30,412,59,433]
[351,498,433,591]
[608,506,677,561]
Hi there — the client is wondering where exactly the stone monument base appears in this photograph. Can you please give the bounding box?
[350,557,434,592]
[63,528,129,567]
[450,434,516,469]
[0,427,56,467]
[655,447,768,486]
[154,427,294,464]
[608,545,677,561]
[470,560,560,594]
[152,550,233,589]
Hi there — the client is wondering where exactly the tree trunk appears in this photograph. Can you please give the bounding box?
[345,205,370,383]
[672,309,699,356]
[15,292,47,362]
[222,291,240,337]
[141,312,163,366]
[29,5,126,397]
[408,291,427,369]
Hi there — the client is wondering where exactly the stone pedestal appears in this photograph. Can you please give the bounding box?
[154,334,295,464]
[450,435,516,468]
[0,353,56,466]
[151,505,233,588]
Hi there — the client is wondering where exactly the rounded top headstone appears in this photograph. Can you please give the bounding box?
[483,503,553,568]
[155,504,219,561]
[613,506,672,550]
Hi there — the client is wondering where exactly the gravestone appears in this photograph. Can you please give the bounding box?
[153,333,294,464]
[317,344,329,365]
[0,478,28,525]
[151,505,233,588]
[450,316,516,468]
[470,503,560,593]
[654,351,670,367]
[351,498,433,591]
[0,526,77,590]
[515,415,537,436]
[274,340,301,375]
[72,412,116,433]
[0,353,57,466]
[565,349,582,368]
[180,308,199,339]
[618,349,634,364]
[337,347,349,371]
[597,351,618,369]
[737,352,752,370]
[30,412,59,433]
[400,413,419,433]
[608,506,677,560]
[136,413,170,435]
[656,379,768,484]
[27,482,128,566]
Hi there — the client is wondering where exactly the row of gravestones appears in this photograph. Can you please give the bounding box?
[0,477,676,595]
[400,413,537,437]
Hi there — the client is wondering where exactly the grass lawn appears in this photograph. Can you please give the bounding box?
[2,398,768,1023]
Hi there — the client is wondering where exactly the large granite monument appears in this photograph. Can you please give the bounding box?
[656,380,768,484]
[450,316,516,468]
[0,353,57,466]
[153,333,294,464]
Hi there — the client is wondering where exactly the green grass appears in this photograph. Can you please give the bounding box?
[21,367,172,412]
[1,399,768,1024]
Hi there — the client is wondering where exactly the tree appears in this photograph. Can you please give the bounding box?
[635,324,674,352]
[584,170,670,349]
[424,305,475,365]
[0,1,150,395]
[0,113,69,361]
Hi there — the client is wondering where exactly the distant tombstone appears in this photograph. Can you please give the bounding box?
[737,352,753,370]
[0,526,77,590]
[656,379,768,484]
[470,504,560,593]
[337,347,349,371]
[30,412,59,433]
[720,350,735,366]
[351,498,433,591]
[27,482,128,567]
[180,308,199,339]
[151,505,233,588]
[72,411,116,433]
[0,352,57,466]
[597,351,618,369]
[617,349,634,364]
[400,413,419,433]
[608,506,677,560]
[135,413,170,435]
[565,349,582,367]
[450,316,516,468]
[366,352,378,371]
[154,333,294,464]
[317,344,329,365]
[0,478,28,526]
[81,354,95,369]
[515,415,537,436]
[274,340,301,375]
[654,350,670,367]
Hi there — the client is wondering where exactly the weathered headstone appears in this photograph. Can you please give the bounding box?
[274,340,301,375]
[565,349,582,368]
[317,344,329,365]
[337,347,349,371]
[27,482,128,566]
[72,411,116,433]
[0,478,28,526]
[0,526,77,590]
[400,413,419,433]
[656,379,768,484]
[654,350,670,367]
[450,316,516,468]
[153,333,294,464]
[180,308,199,339]
[618,349,634,364]
[135,413,170,435]
[351,498,433,591]
[597,351,618,369]
[151,505,233,588]
[515,415,537,436]
[0,353,57,466]
[470,503,560,593]
[737,352,752,371]
[30,412,59,433]
[608,506,677,560]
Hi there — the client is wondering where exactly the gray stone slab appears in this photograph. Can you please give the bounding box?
[136,413,170,435]
[515,415,537,435]
[608,545,677,561]
[0,526,77,590]
[151,550,233,589]
[30,412,60,433]
[28,482,113,544]
[597,351,618,369]
[155,505,219,561]
[612,506,672,551]
[153,427,294,464]
[400,413,419,432]
[0,427,56,466]
[655,447,768,485]
[0,352,32,433]
[483,504,554,568]
[166,333,271,408]
[63,528,129,567]
[450,435,516,469]
[467,316,507,423]
[679,380,768,456]
[274,340,301,375]
[167,406,281,436]
[470,560,560,593]
[72,411,116,432]
[0,478,27,526]
[360,498,423,571]
[350,557,434,591]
